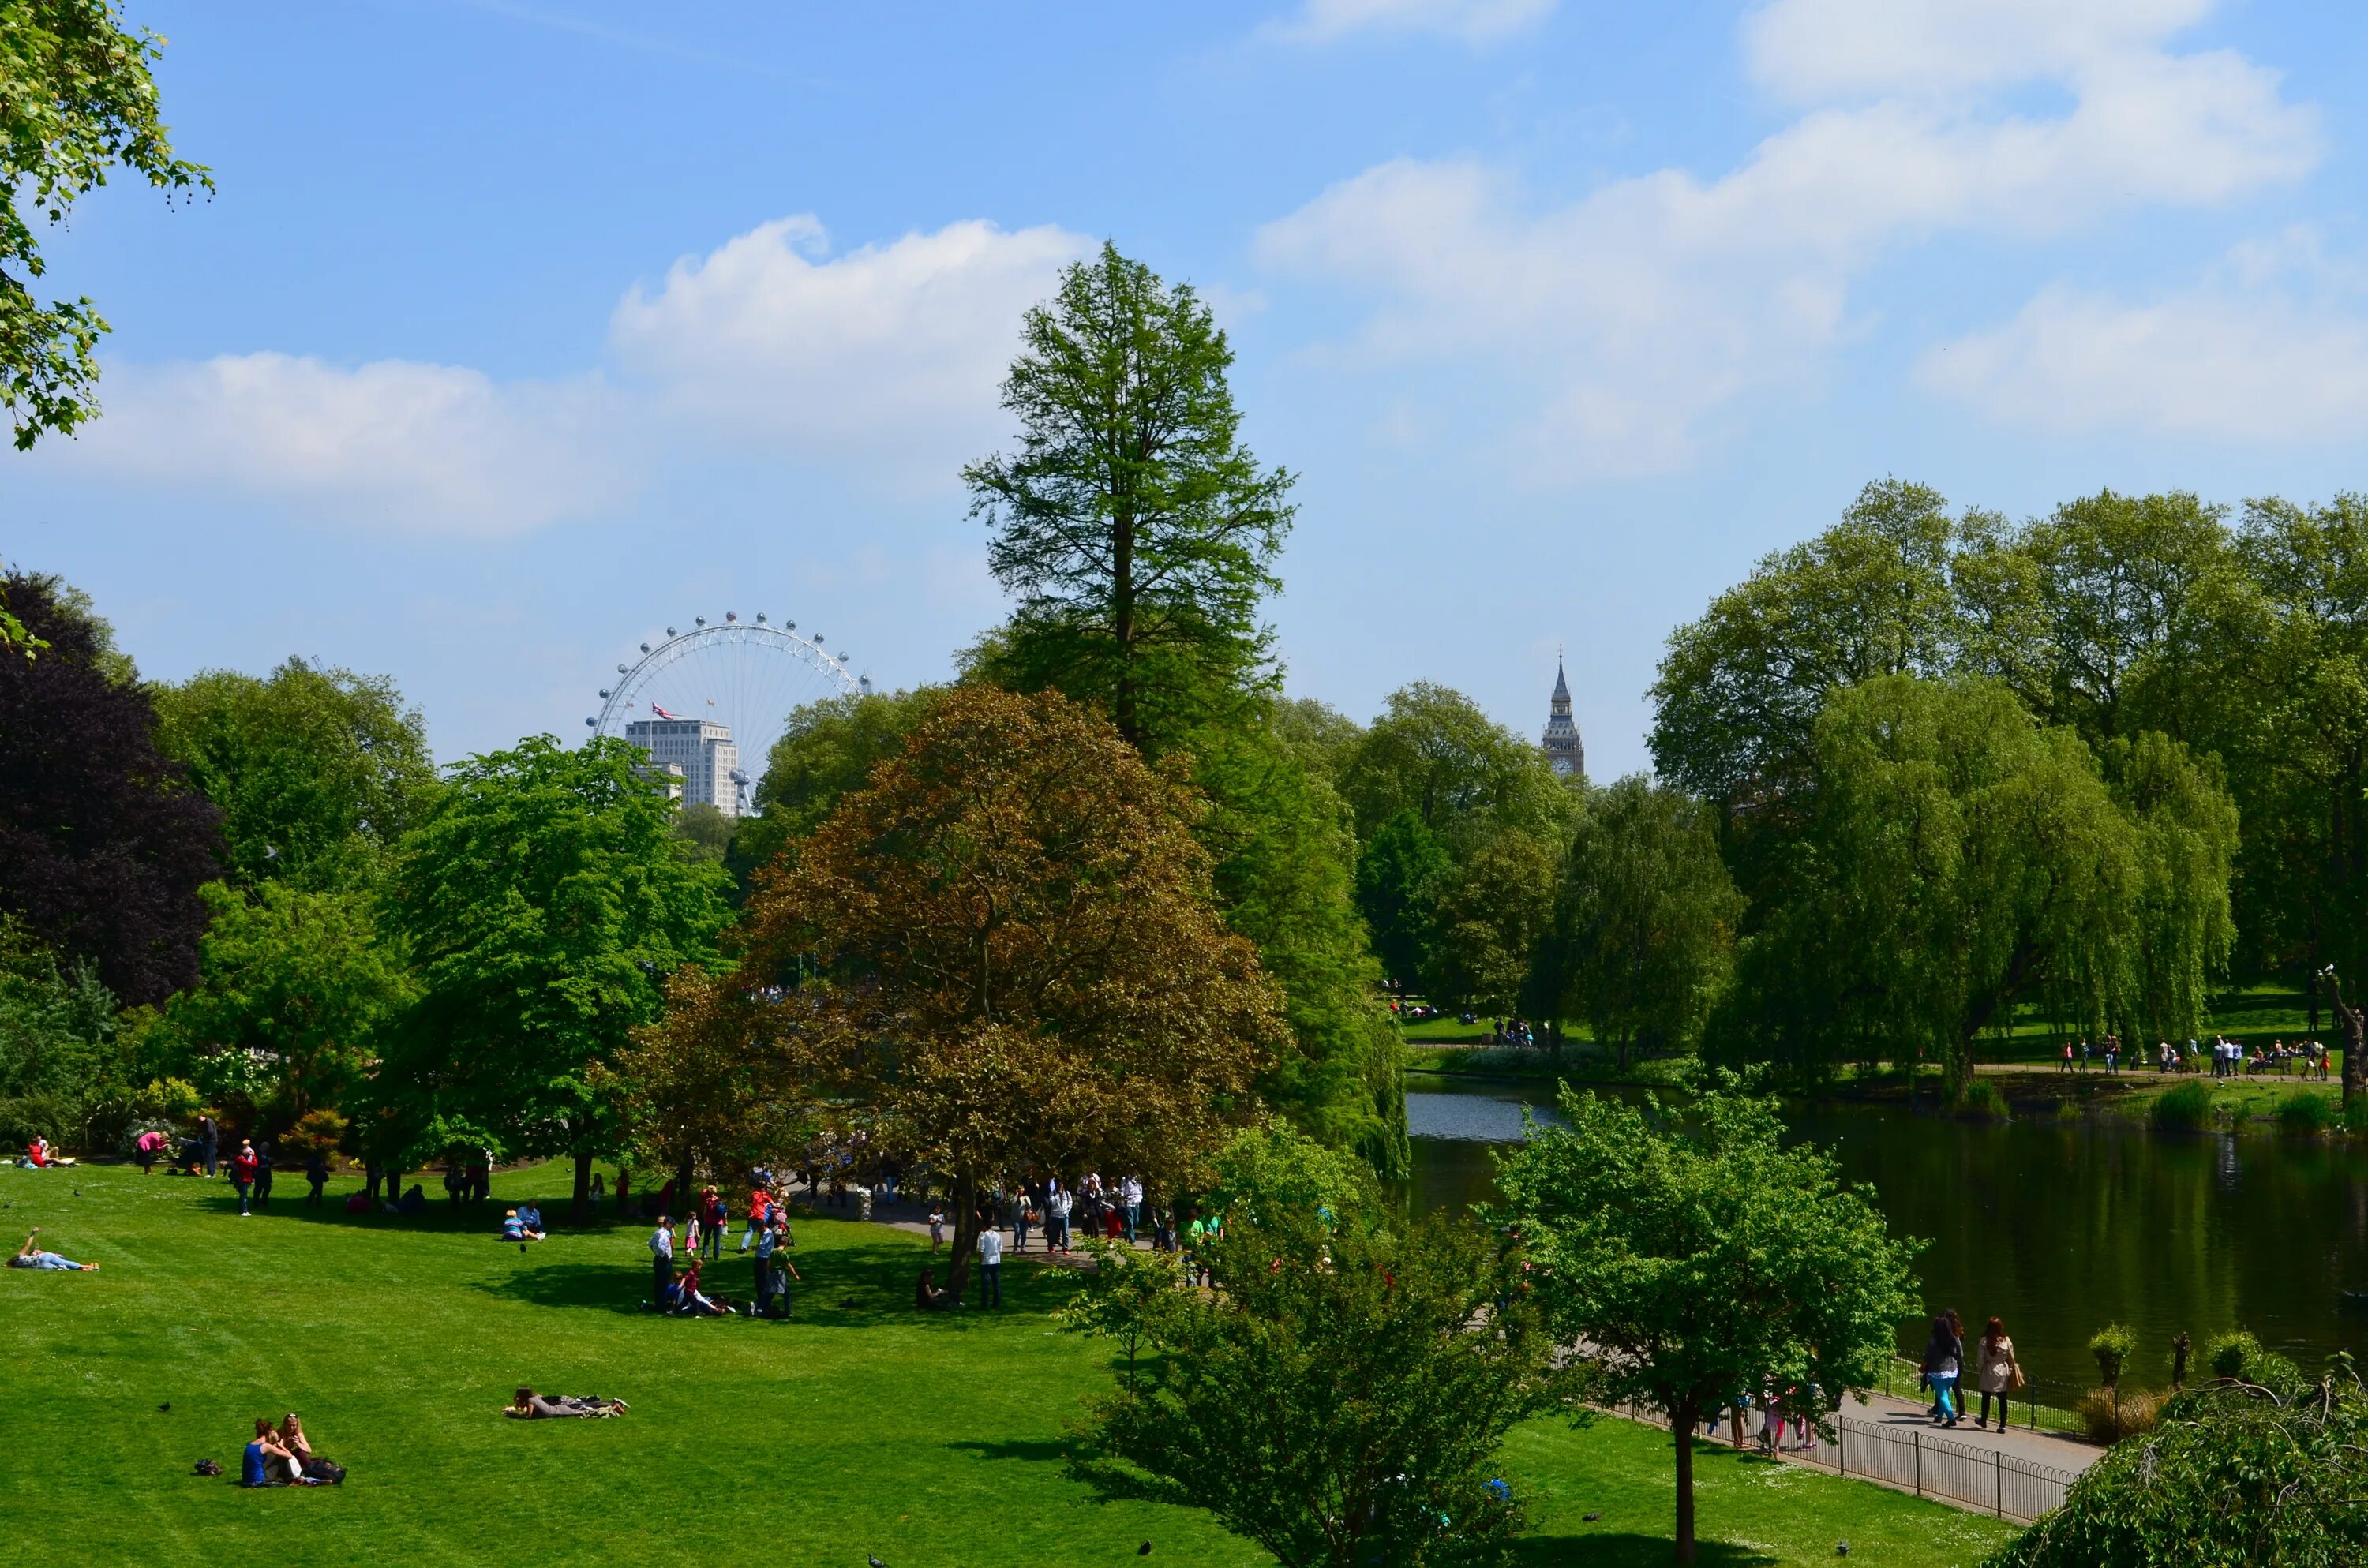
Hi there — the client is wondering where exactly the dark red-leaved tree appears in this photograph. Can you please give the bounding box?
[0,574,222,1002]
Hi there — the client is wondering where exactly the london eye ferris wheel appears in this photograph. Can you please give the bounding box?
[586,612,867,814]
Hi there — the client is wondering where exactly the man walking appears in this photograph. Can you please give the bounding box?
[1122,1175,1143,1245]
[976,1220,1003,1308]
[200,1114,219,1178]
[649,1215,675,1308]
[230,1138,259,1216]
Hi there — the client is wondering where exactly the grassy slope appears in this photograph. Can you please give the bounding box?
[1,1162,2008,1568]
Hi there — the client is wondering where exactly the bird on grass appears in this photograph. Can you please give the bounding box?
[1582,1512,1601,1522]
[158,1403,170,1413]
[1138,1544,1152,1556]
[868,1556,890,1568]
[1837,1544,1850,1557]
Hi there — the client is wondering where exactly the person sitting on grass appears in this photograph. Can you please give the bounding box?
[397,1183,428,1215]
[518,1204,545,1240]
[9,1228,96,1270]
[915,1265,953,1312]
[505,1387,628,1419]
[242,1418,302,1486]
[669,1259,733,1315]
[502,1209,528,1246]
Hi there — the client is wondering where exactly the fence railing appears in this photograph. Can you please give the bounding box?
[1819,1416,2078,1522]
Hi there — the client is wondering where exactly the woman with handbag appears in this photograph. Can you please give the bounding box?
[1975,1317,2021,1429]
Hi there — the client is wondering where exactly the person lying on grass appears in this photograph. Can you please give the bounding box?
[9,1228,96,1270]
[505,1387,628,1419]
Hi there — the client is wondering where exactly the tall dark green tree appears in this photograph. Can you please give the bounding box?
[965,242,1294,754]
[1338,682,1571,850]
[152,657,434,892]
[729,686,946,880]
[1530,777,1742,1070]
[1354,810,1448,991]
[1,0,212,447]
[0,573,221,1005]
[373,737,731,1221]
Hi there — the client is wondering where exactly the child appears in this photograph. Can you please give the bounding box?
[928,1204,946,1251]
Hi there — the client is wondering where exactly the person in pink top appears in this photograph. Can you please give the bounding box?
[136,1128,167,1175]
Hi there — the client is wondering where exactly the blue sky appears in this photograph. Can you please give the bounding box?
[13,0,2368,778]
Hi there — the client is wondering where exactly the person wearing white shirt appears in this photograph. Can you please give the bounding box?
[649,1217,675,1307]
[976,1223,1004,1308]
[1121,1176,1144,1244]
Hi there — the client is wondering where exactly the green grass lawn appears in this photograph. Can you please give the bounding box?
[2,1160,2012,1567]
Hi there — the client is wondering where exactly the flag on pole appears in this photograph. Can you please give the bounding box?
[651,704,683,720]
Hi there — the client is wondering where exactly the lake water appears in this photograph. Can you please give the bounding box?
[1400,1076,2368,1390]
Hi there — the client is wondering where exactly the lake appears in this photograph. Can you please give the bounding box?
[1400,1075,2368,1390]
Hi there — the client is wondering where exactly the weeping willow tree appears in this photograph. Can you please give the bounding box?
[1728,675,2235,1094]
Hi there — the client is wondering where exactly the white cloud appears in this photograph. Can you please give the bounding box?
[1917,238,2368,442]
[1743,0,2214,100]
[609,215,1091,480]
[59,354,633,535]
[1273,0,1555,45]
[1259,0,2317,476]
[51,213,1092,533]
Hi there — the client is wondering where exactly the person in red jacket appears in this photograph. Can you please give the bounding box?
[231,1139,260,1217]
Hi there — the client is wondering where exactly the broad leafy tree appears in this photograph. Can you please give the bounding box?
[1354,810,1449,991]
[0,0,211,447]
[1074,1203,1571,1568]
[1650,481,1960,848]
[0,915,122,1147]
[1425,825,1559,1016]
[1745,675,2232,1091]
[729,686,946,878]
[965,243,1295,754]
[373,736,731,1220]
[734,686,1287,1290]
[1531,777,1742,1070]
[0,573,221,1004]
[144,881,414,1123]
[1494,1080,1920,1564]
[602,964,814,1204]
[1338,682,1571,850]
[153,657,435,892]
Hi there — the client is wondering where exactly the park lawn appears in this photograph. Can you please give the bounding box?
[3,1162,2009,1568]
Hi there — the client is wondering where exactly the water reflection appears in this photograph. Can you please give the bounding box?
[1399,1077,2368,1389]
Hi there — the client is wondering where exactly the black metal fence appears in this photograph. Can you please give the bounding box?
[1815,1417,2078,1522]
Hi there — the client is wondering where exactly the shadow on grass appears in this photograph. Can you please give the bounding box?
[1512,1536,1774,1567]
[463,1237,1076,1331]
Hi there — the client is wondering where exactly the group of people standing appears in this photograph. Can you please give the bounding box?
[2058,1035,2334,1078]
[1920,1311,2024,1430]
[646,1171,800,1318]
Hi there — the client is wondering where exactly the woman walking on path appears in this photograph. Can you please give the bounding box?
[1923,1312,1965,1428]
[1974,1316,2021,1429]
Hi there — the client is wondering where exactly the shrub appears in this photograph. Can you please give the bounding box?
[2150,1080,2216,1131]
[276,1108,350,1163]
[132,1076,204,1121]
[2076,1387,2164,1444]
[1988,1377,2368,1566]
[2205,1330,2264,1382]
[2347,1095,2368,1136]
[1957,1080,2011,1121]
[2089,1323,2138,1388]
[2202,1329,2307,1394]
[2278,1092,2337,1135]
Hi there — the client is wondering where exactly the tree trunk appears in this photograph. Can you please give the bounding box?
[571,1151,594,1226]
[1617,1030,1630,1076]
[944,1173,981,1297]
[676,1147,695,1221]
[1112,508,1137,746]
[1673,1394,1699,1564]
[2321,971,2366,1108]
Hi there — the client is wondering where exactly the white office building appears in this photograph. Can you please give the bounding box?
[624,716,741,816]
